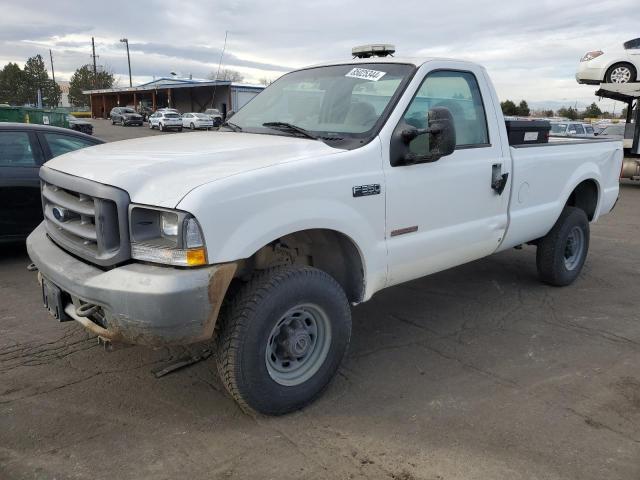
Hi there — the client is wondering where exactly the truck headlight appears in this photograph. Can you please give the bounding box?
[129,206,207,266]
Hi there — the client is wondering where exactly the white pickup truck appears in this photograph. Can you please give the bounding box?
[27,47,622,415]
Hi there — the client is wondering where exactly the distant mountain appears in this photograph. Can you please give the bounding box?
[527,100,589,111]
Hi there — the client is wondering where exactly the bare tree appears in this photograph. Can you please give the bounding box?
[207,69,244,82]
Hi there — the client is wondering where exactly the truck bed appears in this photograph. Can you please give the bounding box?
[498,137,623,251]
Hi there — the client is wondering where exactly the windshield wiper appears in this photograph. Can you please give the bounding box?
[222,121,242,132]
[262,122,318,140]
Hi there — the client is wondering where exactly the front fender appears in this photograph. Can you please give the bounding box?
[176,142,388,299]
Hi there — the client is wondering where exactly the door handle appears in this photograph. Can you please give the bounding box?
[491,163,508,195]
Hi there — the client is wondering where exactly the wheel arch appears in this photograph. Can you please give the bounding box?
[234,228,366,304]
[604,61,638,82]
[565,178,600,221]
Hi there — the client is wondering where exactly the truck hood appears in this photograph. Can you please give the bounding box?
[45,132,343,207]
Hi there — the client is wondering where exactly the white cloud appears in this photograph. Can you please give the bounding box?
[0,0,636,111]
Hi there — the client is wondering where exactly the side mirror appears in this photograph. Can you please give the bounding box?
[391,107,456,166]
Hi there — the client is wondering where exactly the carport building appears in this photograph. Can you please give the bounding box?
[83,77,264,119]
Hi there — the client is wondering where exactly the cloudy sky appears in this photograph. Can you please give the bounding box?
[1,0,637,111]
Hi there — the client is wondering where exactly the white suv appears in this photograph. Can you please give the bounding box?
[149,111,183,132]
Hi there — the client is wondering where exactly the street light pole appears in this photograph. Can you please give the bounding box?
[120,38,132,87]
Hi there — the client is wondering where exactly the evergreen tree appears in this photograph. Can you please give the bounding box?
[0,62,26,105]
[500,100,517,116]
[516,100,530,116]
[22,55,61,107]
[68,64,115,106]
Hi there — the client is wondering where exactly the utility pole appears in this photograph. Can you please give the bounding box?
[211,30,228,113]
[91,37,98,87]
[49,49,58,107]
[120,38,132,87]
[49,49,56,84]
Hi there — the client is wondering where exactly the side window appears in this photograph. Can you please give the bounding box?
[402,70,489,148]
[0,131,38,166]
[43,133,96,158]
[585,126,594,134]
[573,124,585,134]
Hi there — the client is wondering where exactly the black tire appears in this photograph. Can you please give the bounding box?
[111,118,115,125]
[159,123,164,132]
[178,127,183,132]
[190,122,195,130]
[536,206,590,286]
[216,266,351,415]
[121,119,125,127]
[605,63,637,84]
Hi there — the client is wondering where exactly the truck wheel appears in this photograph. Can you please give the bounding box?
[216,266,351,415]
[605,63,636,84]
[536,206,589,286]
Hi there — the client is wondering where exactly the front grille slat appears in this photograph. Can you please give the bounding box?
[42,184,96,216]
[44,206,98,241]
[40,168,131,267]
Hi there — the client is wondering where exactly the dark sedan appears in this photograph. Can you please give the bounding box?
[109,107,143,126]
[0,123,104,242]
[66,114,94,135]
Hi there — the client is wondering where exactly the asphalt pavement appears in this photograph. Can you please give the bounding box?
[1,121,639,479]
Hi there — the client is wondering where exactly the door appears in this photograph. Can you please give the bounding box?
[569,123,585,136]
[383,68,511,286]
[0,130,45,239]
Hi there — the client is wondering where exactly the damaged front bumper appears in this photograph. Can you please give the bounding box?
[26,222,236,346]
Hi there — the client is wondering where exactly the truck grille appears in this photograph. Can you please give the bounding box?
[40,167,131,267]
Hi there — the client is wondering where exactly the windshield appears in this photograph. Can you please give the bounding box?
[165,113,180,118]
[123,108,135,114]
[227,63,415,148]
[195,113,209,119]
[550,123,567,134]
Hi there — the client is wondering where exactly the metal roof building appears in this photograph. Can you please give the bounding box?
[83,77,264,119]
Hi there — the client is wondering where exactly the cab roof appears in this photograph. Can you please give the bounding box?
[307,56,481,70]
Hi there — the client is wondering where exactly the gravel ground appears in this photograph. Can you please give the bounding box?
[1,121,639,479]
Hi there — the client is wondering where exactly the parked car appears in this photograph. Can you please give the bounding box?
[577,37,640,84]
[550,122,595,137]
[204,108,223,127]
[595,123,625,138]
[0,123,103,242]
[148,111,183,131]
[134,105,154,121]
[109,107,143,126]
[182,112,214,130]
[156,108,180,114]
[66,114,93,135]
[27,49,622,415]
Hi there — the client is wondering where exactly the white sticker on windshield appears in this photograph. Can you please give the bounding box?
[345,68,386,82]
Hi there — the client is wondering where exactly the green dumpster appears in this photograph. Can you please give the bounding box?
[0,106,69,128]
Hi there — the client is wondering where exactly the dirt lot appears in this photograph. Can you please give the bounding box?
[1,121,639,479]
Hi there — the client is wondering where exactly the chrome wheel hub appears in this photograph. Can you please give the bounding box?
[611,67,632,83]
